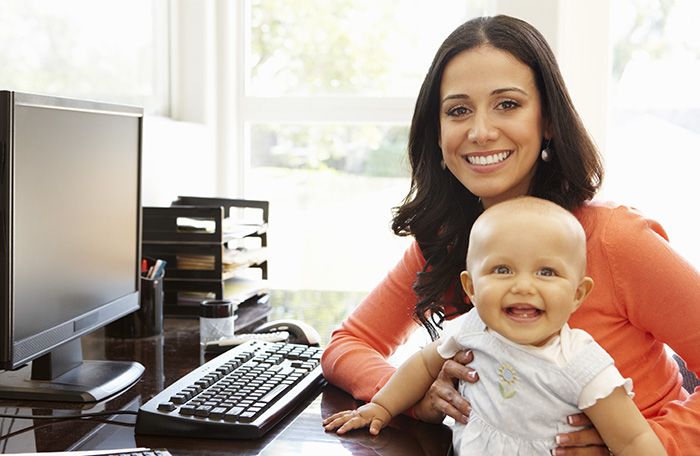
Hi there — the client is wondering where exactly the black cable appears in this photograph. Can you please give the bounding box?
[0,410,138,420]
[0,416,135,441]
[0,408,19,452]
[0,410,138,442]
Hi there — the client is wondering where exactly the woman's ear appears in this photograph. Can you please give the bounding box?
[573,276,594,311]
[460,271,475,302]
[543,115,553,140]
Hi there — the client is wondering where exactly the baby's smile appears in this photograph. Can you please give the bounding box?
[503,304,543,322]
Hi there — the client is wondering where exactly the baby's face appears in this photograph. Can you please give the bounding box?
[462,208,591,347]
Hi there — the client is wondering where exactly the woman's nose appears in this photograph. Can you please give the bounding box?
[467,113,497,145]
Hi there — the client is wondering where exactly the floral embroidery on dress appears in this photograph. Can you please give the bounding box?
[498,362,519,398]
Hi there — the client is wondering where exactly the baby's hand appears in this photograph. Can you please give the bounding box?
[322,402,391,435]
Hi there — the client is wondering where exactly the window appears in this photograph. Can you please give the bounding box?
[603,0,700,268]
[0,0,168,114]
[241,0,494,292]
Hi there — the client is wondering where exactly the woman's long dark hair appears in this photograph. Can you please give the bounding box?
[392,15,604,340]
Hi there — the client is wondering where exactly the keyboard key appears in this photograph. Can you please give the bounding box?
[194,405,213,417]
[238,411,256,423]
[209,406,229,419]
[169,394,187,404]
[260,384,288,404]
[224,406,245,421]
[178,404,196,415]
[157,402,175,412]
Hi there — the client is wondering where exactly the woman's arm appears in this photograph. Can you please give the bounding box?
[321,241,425,402]
[560,204,700,455]
[605,207,700,453]
[583,387,667,455]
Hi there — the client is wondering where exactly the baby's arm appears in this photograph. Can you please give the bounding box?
[324,340,446,435]
[583,386,667,455]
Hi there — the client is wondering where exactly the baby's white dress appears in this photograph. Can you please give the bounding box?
[437,310,632,455]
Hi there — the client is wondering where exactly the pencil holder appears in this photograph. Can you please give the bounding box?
[106,276,164,338]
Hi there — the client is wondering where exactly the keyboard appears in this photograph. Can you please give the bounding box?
[135,340,325,439]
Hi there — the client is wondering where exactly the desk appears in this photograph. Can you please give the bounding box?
[0,291,452,455]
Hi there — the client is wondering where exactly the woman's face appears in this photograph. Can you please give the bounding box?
[438,45,546,208]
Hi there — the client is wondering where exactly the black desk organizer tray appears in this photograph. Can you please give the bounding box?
[142,196,269,320]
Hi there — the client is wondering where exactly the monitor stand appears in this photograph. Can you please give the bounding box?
[0,338,144,402]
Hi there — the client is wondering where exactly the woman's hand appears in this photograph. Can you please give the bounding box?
[553,413,609,455]
[413,349,478,424]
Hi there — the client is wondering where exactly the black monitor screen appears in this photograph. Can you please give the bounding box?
[14,104,139,343]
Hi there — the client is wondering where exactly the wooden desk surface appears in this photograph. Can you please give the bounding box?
[0,291,452,455]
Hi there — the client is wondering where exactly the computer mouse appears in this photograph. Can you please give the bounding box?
[253,319,321,346]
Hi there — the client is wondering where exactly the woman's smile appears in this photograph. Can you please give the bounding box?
[464,150,513,171]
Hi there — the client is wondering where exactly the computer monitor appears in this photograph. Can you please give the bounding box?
[0,91,144,402]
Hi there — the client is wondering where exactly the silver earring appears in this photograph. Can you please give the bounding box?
[540,139,552,162]
[440,159,447,170]
[541,148,551,162]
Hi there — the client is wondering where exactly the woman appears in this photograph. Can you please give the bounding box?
[320,15,700,455]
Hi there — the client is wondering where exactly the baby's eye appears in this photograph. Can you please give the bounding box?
[536,267,557,277]
[493,265,511,274]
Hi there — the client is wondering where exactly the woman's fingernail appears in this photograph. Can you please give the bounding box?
[550,449,564,456]
[555,434,569,445]
[467,371,478,381]
[567,415,576,425]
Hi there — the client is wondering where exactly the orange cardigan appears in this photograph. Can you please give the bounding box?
[321,201,700,454]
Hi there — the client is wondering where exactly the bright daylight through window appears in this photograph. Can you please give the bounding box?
[603,0,700,269]
[242,0,492,293]
[0,0,166,113]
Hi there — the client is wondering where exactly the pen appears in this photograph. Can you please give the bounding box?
[149,259,167,279]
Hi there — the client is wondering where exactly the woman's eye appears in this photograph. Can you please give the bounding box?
[496,99,519,110]
[537,267,557,277]
[493,265,511,274]
[446,106,469,117]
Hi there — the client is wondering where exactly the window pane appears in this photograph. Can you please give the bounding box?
[247,0,491,96]
[246,123,413,291]
[605,0,700,267]
[244,1,498,293]
[0,0,166,112]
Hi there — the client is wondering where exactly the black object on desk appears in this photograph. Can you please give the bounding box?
[106,276,164,338]
[142,197,269,318]
[135,340,325,439]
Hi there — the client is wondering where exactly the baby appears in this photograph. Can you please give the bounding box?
[323,197,666,455]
